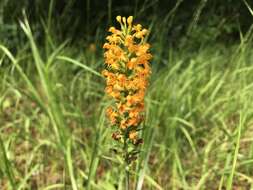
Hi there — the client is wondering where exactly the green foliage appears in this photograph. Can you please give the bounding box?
[1,0,253,189]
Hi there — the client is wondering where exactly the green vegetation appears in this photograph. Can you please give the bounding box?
[1,0,253,189]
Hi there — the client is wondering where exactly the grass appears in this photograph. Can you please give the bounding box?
[1,3,253,190]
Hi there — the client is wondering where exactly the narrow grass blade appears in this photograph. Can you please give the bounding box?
[20,15,69,150]
[226,113,243,190]
[67,140,78,190]
[0,135,16,189]
[0,45,46,112]
[86,108,105,190]
[17,165,39,190]
[57,56,102,78]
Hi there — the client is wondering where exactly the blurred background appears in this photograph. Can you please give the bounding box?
[1,0,253,189]
[1,0,252,50]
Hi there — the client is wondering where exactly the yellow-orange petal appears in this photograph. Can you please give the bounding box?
[109,27,116,33]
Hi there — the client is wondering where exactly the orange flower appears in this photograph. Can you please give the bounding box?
[129,131,138,141]
[127,117,139,127]
[102,16,151,145]
[106,107,118,124]
[126,58,137,70]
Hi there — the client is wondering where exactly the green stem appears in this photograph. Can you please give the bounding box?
[125,165,130,190]
[124,138,130,190]
[0,135,16,189]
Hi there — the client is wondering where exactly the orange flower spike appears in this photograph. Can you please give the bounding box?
[103,16,151,148]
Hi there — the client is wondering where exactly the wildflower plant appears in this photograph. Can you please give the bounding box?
[102,15,152,188]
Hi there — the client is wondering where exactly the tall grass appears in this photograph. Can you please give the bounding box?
[1,1,253,189]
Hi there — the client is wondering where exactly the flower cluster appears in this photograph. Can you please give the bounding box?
[102,16,152,146]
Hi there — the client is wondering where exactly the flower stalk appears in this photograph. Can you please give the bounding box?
[102,15,152,189]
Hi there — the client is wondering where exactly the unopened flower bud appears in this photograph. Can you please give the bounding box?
[127,16,133,25]
[116,16,121,23]
[122,17,126,24]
